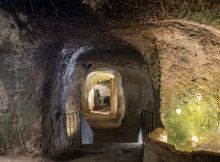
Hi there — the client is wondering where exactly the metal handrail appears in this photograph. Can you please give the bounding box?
[65,111,82,147]
[142,109,157,144]
[65,109,157,146]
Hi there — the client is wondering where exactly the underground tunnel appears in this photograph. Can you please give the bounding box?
[83,69,125,129]
[0,1,220,162]
[48,38,156,152]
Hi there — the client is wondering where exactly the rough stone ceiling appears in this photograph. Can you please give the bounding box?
[1,0,219,19]
[87,71,114,89]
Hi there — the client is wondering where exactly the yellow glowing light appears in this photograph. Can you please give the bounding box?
[175,108,182,115]
[191,134,199,143]
[196,93,202,101]
[160,134,167,143]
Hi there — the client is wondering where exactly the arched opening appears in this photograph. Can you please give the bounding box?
[62,39,155,147]
[46,37,156,159]
[84,70,125,128]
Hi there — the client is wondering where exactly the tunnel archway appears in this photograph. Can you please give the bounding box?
[83,69,125,129]
[45,36,157,158]
[62,37,156,146]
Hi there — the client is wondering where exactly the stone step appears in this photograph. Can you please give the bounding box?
[79,143,144,153]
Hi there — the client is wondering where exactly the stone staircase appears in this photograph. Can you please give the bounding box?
[60,143,144,162]
[72,143,144,162]
[80,143,144,152]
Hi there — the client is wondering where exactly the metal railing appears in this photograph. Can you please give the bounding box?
[142,109,157,143]
[65,109,157,146]
[65,111,82,147]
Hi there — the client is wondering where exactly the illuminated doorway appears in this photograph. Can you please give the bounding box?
[84,70,125,129]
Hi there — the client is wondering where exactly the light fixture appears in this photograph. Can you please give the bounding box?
[191,134,199,143]
[175,108,182,115]
[191,134,199,148]
[160,133,167,142]
[196,93,202,101]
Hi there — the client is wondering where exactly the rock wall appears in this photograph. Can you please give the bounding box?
[144,138,220,162]
[114,21,220,152]
[0,9,44,155]
[0,9,64,157]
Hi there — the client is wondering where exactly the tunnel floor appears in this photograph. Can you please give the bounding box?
[0,145,144,162]
[68,148,144,162]
[85,112,117,128]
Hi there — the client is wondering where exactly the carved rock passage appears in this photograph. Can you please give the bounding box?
[0,6,220,159]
